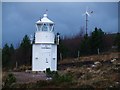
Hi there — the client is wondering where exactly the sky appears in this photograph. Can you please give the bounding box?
[2,2,118,48]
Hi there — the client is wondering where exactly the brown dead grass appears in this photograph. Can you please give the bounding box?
[58,52,120,88]
[59,52,119,64]
[2,52,120,88]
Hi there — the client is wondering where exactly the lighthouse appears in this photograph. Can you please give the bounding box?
[32,12,58,71]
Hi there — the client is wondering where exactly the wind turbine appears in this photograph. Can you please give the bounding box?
[83,7,93,36]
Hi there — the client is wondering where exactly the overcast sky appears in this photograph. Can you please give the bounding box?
[2,2,118,48]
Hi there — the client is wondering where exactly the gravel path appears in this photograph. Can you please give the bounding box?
[12,72,47,84]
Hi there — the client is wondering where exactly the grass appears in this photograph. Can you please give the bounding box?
[2,52,120,88]
[2,73,16,88]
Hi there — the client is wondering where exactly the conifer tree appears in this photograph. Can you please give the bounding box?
[80,34,91,55]
[90,27,105,54]
[114,32,120,52]
[19,35,31,65]
[2,43,11,68]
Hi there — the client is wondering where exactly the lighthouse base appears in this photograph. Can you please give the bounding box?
[32,44,57,71]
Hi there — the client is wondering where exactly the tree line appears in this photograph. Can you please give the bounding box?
[2,35,32,69]
[58,27,120,58]
[2,27,120,69]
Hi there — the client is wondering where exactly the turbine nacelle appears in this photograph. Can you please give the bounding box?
[83,7,93,16]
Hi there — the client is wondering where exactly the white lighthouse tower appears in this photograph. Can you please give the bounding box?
[32,12,58,71]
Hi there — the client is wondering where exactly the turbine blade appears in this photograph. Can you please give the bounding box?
[91,11,93,13]
[86,11,90,16]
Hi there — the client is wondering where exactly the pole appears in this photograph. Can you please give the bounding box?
[86,14,88,36]
[78,51,80,59]
[16,61,18,69]
[60,53,62,60]
[97,48,100,55]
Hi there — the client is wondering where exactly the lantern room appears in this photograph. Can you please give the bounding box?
[35,13,55,44]
[36,14,54,32]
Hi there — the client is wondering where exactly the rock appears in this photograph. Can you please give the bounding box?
[115,82,119,85]
[94,61,101,65]
[91,64,96,68]
[111,58,116,62]
[25,70,31,73]
[46,77,52,80]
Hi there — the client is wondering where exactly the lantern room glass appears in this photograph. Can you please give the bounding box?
[37,23,54,32]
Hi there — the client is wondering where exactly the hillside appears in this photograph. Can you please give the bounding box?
[57,52,120,88]
[2,52,120,88]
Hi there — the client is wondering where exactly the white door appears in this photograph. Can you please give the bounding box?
[44,52,51,69]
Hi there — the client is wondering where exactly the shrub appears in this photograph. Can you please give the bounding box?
[19,65,30,71]
[44,68,73,87]
[36,80,49,88]
[78,84,94,89]
[52,73,73,84]
[59,74,72,83]
[3,73,16,88]
[46,68,59,78]
[46,68,52,77]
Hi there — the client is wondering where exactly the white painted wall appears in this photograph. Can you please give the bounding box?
[32,13,57,71]
[32,44,57,71]
[35,31,55,44]
[51,45,57,71]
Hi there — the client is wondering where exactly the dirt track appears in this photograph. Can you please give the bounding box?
[12,72,46,84]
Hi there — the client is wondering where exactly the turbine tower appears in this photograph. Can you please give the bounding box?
[83,7,93,36]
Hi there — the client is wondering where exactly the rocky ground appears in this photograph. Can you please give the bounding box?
[59,61,120,88]
[57,52,120,88]
[2,52,120,88]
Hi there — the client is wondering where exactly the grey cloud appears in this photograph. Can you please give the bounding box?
[2,2,118,47]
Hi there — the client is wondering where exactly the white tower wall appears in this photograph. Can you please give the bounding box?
[32,13,57,71]
[32,44,57,71]
[35,31,55,44]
